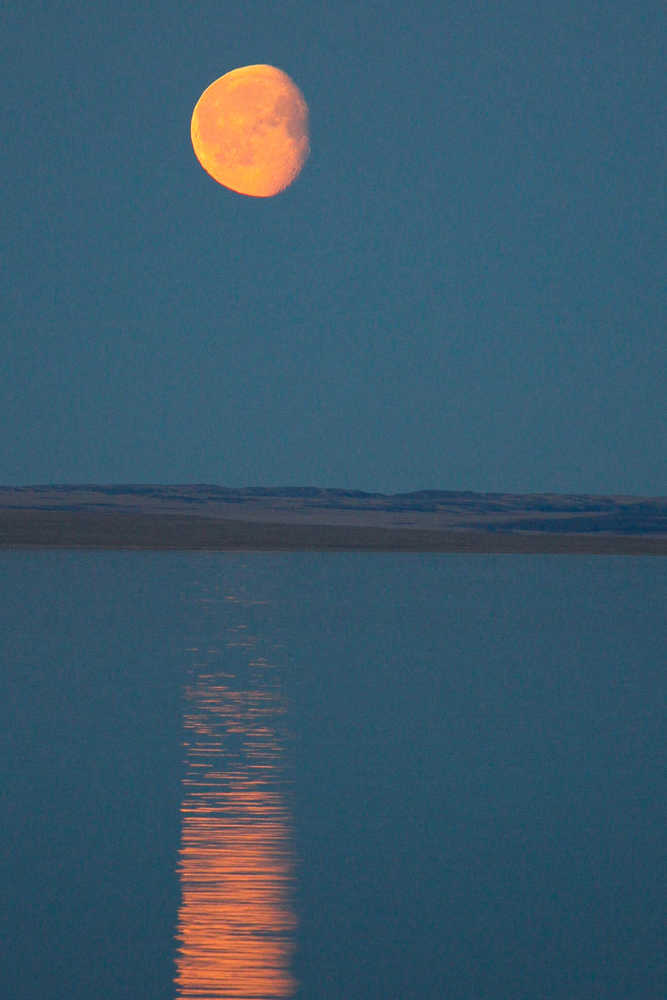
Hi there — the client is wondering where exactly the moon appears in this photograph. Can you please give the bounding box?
[190,64,310,198]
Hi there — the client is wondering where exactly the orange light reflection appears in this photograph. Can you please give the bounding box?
[175,669,296,999]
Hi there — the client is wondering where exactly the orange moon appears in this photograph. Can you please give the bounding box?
[190,64,309,198]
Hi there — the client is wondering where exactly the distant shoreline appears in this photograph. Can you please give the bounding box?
[1,509,665,555]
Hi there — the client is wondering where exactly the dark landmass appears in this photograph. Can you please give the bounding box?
[1,485,666,554]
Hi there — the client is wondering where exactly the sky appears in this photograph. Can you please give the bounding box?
[4,0,665,494]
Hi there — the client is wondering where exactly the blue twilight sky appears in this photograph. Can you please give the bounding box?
[4,0,665,493]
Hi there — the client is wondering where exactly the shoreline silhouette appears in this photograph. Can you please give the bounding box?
[1,485,665,554]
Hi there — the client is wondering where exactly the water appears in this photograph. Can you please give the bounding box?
[1,552,664,999]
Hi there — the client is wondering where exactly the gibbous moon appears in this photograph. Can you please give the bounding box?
[191,64,309,198]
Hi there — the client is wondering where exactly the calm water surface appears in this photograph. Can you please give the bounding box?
[1,553,665,999]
